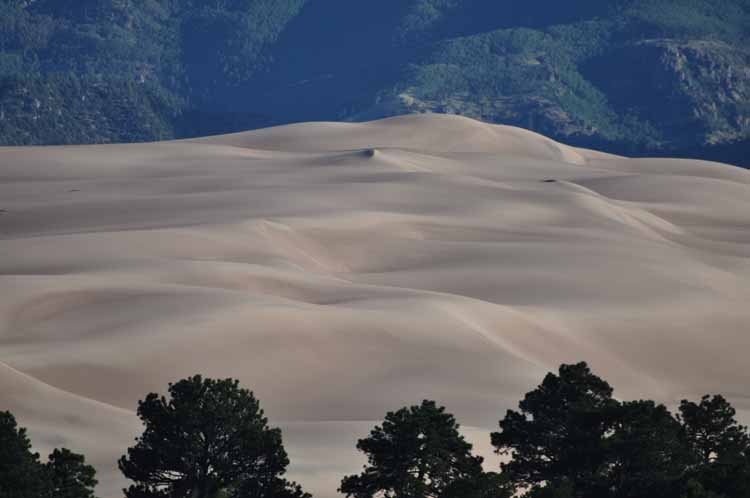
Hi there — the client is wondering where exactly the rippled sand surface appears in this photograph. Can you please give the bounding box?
[2,114,749,497]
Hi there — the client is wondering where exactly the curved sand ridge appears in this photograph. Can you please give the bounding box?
[1,113,750,497]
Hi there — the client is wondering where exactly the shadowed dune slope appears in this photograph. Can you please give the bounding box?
[1,114,750,497]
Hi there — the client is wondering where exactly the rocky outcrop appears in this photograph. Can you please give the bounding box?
[584,39,750,147]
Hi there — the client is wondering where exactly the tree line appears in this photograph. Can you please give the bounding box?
[2,362,749,498]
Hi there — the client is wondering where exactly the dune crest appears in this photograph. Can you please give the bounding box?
[1,114,750,498]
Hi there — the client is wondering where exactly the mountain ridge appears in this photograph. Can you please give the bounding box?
[1,0,748,165]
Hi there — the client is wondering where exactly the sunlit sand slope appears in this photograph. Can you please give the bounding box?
[2,114,749,497]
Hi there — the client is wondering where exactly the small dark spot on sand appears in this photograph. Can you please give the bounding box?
[68,189,80,192]
[363,148,377,158]
[542,179,557,183]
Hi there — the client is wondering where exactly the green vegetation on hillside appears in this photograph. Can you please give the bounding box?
[377,0,750,154]
[0,0,304,144]
[0,0,748,164]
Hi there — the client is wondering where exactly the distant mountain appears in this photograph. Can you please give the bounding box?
[1,0,749,165]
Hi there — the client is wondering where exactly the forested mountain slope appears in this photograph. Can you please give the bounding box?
[1,0,748,164]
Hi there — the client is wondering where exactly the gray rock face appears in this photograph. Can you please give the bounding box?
[584,39,750,147]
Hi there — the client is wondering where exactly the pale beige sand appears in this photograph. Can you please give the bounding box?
[1,114,749,497]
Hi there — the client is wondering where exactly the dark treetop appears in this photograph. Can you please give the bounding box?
[119,375,309,498]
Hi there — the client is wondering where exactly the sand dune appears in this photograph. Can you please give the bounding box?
[1,113,749,497]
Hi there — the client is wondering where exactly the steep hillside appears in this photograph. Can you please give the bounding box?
[0,0,748,164]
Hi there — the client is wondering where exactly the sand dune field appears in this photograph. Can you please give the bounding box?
[1,114,750,497]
